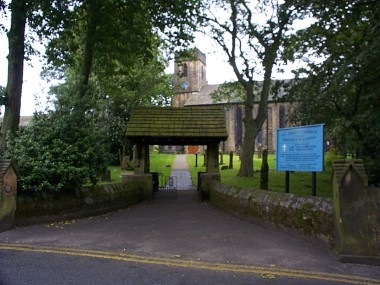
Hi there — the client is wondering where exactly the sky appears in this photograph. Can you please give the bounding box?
[0,33,50,116]
[0,30,298,116]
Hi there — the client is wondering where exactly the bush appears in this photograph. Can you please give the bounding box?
[5,110,110,193]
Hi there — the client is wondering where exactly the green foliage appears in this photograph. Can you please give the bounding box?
[37,0,201,80]
[287,0,380,185]
[0,85,6,106]
[49,52,174,165]
[0,1,5,32]
[210,81,247,103]
[4,105,110,193]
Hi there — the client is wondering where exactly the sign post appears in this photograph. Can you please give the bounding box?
[276,124,324,196]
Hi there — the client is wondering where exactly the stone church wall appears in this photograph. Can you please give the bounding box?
[171,48,296,155]
[220,102,293,154]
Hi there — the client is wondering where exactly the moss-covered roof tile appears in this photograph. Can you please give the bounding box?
[126,106,227,144]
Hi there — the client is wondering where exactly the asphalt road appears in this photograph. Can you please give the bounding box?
[1,191,379,285]
[1,247,378,285]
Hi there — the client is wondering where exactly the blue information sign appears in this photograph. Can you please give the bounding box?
[276,124,324,172]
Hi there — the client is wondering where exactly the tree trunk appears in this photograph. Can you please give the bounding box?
[238,80,270,177]
[78,0,98,98]
[237,46,276,177]
[238,102,256,176]
[0,0,28,154]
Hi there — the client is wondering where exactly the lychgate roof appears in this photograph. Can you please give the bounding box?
[126,106,228,145]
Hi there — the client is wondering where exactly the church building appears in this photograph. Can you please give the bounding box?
[170,48,293,154]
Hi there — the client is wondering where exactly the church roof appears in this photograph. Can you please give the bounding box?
[0,116,33,127]
[184,80,290,107]
[126,106,228,145]
[184,84,240,106]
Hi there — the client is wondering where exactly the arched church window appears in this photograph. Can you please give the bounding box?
[183,63,188,77]
[257,129,263,145]
[235,107,243,146]
[279,106,286,128]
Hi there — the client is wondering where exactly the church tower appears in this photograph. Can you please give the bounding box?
[172,48,207,107]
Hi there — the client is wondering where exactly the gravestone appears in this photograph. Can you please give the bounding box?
[257,144,262,158]
[332,159,380,265]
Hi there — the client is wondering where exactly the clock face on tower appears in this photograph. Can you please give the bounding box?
[181,81,189,90]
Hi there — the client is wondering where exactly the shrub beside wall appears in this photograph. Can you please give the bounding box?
[16,183,143,226]
[210,182,334,244]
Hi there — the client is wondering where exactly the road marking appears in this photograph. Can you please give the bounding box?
[1,243,379,285]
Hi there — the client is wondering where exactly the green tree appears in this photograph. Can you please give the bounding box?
[0,0,74,153]
[40,0,199,166]
[201,0,304,176]
[4,100,110,193]
[50,54,174,166]
[1,0,201,153]
[287,0,380,184]
[41,0,201,98]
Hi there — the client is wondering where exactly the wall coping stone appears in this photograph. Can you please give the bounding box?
[211,182,334,245]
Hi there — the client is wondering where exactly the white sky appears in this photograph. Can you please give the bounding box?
[0,28,302,116]
[0,32,52,116]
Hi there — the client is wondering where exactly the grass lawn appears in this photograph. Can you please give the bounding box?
[107,150,176,184]
[186,153,333,198]
[107,151,333,198]
[149,151,176,177]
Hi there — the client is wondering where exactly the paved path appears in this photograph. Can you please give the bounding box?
[169,154,196,190]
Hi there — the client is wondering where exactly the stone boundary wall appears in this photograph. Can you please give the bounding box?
[16,183,143,226]
[210,182,334,244]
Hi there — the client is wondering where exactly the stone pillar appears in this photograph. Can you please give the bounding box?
[0,160,18,233]
[206,143,219,173]
[198,172,221,200]
[199,143,221,200]
[122,173,153,200]
[332,159,380,265]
